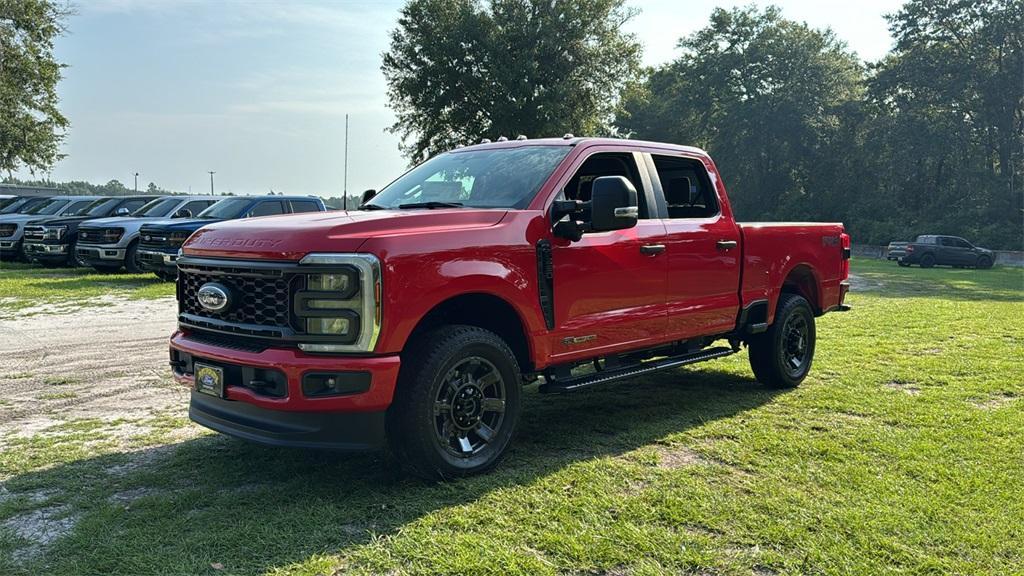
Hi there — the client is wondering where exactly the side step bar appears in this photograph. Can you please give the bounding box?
[538,346,738,394]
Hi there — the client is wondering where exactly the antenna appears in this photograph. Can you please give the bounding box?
[343,113,349,211]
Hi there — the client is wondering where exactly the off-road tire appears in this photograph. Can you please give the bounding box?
[748,293,816,389]
[124,240,142,273]
[920,254,936,268]
[387,325,522,480]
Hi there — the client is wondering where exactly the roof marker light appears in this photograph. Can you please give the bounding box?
[563,133,574,139]
[516,135,528,140]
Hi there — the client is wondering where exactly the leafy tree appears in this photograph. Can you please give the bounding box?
[617,6,863,220]
[383,0,642,161]
[867,0,1023,248]
[0,0,71,177]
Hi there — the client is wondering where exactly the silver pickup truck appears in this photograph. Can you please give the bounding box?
[0,196,98,261]
[76,195,219,272]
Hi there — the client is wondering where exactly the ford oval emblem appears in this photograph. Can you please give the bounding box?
[197,282,231,312]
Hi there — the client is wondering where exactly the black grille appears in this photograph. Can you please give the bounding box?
[23,226,45,241]
[180,269,294,329]
[139,228,172,249]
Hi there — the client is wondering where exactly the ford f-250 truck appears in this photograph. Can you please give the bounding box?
[169,138,851,479]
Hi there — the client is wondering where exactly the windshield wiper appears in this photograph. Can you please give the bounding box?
[359,203,386,211]
[397,201,464,209]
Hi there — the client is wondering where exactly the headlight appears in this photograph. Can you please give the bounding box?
[295,253,381,353]
[101,228,124,243]
[0,224,15,237]
[168,231,191,247]
[43,225,67,240]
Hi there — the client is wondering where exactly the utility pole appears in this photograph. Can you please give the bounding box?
[134,172,139,193]
[343,113,349,211]
[209,171,215,194]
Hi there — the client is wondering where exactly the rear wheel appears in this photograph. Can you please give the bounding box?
[748,293,816,389]
[387,325,522,480]
[920,254,936,268]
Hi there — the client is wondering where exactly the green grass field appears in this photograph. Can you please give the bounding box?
[0,261,175,316]
[1,259,1022,575]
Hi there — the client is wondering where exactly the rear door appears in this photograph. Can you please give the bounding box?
[646,152,742,339]
[549,149,667,361]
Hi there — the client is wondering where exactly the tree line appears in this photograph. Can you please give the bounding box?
[384,0,1023,249]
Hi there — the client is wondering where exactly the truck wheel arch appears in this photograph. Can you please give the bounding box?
[403,292,534,374]
[778,264,821,318]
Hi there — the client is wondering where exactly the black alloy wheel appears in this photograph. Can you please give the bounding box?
[433,356,507,458]
[387,325,522,479]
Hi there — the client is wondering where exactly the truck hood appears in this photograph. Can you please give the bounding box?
[0,213,49,225]
[183,208,509,260]
[25,215,96,228]
[141,217,224,233]
[80,216,148,227]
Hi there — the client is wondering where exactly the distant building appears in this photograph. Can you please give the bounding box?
[0,183,66,196]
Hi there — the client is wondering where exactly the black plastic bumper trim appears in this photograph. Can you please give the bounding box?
[189,391,386,450]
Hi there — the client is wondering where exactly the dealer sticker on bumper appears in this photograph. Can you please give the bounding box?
[194,362,225,398]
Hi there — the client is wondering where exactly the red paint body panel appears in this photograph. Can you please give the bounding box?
[175,138,849,415]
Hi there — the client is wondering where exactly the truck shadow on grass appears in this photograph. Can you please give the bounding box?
[1,367,779,575]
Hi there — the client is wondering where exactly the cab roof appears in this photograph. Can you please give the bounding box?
[450,136,709,157]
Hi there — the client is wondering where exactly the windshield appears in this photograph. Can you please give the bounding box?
[366,146,571,210]
[197,197,252,219]
[133,197,180,217]
[0,197,15,211]
[28,199,70,215]
[1,198,32,213]
[69,198,117,217]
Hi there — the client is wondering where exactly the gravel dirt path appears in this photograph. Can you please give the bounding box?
[0,297,185,436]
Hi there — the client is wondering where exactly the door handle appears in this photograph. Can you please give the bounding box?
[640,244,665,256]
[716,240,738,251]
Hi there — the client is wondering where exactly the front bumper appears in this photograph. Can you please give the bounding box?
[138,248,178,273]
[76,243,127,264]
[0,239,20,254]
[24,241,69,260]
[170,330,401,450]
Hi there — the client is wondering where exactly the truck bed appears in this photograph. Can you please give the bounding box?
[738,222,849,323]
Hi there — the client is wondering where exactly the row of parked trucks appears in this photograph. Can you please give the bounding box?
[0,193,326,278]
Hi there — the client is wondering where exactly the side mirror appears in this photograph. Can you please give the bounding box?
[361,189,377,205]
[115,207,131,216]
[173,208,192,219]
[552,176,639,241]
[589,176,638,232]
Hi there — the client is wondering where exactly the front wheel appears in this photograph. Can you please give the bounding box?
[124,240,142,273]
[387,325,522,480]
[977,256,993,269]
[748,293,816,389]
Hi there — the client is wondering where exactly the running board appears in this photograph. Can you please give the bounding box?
[538,346,738,393]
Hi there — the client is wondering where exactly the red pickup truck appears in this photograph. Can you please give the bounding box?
[169,137,850,478]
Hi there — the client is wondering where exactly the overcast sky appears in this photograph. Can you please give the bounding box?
[21,0,902,196]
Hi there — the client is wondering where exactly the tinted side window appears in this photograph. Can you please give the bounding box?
[248,201,285,217]
[651,155,719,219]
[119,199,148,212]
[289,200,320,213]
[562,152,650,218]
[181,200,214,214]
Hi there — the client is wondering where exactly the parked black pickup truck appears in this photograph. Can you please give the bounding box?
[887,235,996,269]
[23,196,158,266]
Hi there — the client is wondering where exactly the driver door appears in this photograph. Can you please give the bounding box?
[549,150,667,363]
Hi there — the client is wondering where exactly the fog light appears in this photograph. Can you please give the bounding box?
[302,372,371,397]
[306,317,352,335]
